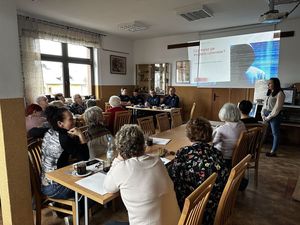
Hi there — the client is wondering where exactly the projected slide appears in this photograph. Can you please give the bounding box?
[188,31,280,87]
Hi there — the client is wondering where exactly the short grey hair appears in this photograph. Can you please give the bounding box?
[115,124,145,160]
[109,95,121,107]
[49,100,64,108]
[218,103,241,122]
[83,106,104,127]
[36,95,47,104]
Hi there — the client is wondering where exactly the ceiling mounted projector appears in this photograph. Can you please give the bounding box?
[259,10,288,23]
[259,0,300,24]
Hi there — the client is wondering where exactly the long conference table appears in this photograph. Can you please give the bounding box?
[46,121,223,225]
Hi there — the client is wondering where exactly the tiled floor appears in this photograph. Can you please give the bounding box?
[1,144,300,225]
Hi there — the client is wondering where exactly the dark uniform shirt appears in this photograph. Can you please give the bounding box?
[163,94,179,108]
[119,95,131,102]
[146,95,160,107]
[70,103,86,115]
[130,95,144,105]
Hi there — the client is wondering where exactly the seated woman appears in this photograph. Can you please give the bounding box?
[25,104,47,132]
[41,106,89,199]
[70,94,86,115]
[167,117,229,225]
[238,100,258,124]
[107,95,126,133]
[25,104,49,139]
[213,103,246,167]
[104,125,180,225]
[83,106,113,158]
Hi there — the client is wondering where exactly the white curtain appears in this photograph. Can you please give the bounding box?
[18,15,102,103]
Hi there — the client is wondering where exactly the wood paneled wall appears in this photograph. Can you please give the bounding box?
[93,85,254,121]
[175,86,254,121]
[93,85,135,110]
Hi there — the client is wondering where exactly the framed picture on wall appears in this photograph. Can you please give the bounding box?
[110,55,126,74]
[176,60,190,83]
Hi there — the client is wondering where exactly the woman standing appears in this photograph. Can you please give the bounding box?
[261,77,285,157]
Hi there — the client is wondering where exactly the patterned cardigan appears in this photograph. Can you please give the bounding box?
[167,142,229,225]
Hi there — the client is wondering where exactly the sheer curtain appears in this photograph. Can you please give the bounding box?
[18,15,102,103]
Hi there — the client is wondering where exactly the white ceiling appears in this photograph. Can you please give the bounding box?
[15,0,300,40]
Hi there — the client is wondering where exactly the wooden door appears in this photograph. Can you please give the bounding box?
[229,89,247,104]
[211,89,230,121]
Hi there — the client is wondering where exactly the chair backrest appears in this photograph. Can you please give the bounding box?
[27,140,43,199]
[178,173,218,225]
[245,123,268,152]
[245,123,268,164]
[103,112,111,128]
[114,110,132,134]
[156,113,170,132]
[137,116,156,135]
[231,128,258,167]
[190,102,196,120]
[214,154,251,225]
[171,108,182,128]
[105,102,112,112]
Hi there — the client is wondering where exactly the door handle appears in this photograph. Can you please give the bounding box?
[213,93,219,101]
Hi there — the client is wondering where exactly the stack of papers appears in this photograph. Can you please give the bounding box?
[160,157,171,165]
[151,137,171,145]
[76,172,108,195]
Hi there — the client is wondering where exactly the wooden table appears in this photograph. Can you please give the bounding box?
[126,105,175,113]
[147,121,224,159]
[47,165,119,225]
[46,121,222,225]
[151,124,189,150]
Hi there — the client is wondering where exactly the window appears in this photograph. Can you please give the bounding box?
[40,39,94,97]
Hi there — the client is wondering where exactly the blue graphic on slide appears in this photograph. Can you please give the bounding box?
[247,40,280,84]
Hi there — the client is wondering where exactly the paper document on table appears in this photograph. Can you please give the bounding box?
[160,157,171,165]
[76,172,108,195]
[152,137,171,145]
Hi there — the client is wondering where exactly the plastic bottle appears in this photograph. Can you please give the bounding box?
[106,135,114,165]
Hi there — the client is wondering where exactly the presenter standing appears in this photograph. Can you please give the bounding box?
[261,78,285,157]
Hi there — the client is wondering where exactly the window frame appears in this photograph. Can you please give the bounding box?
[41,42,94,97]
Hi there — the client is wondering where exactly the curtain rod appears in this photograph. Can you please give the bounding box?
[18,14,106,37]
[198,23,275,35]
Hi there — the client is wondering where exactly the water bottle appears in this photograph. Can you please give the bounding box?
[106,135,114,165]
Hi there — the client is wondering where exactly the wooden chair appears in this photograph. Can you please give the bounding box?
[137,116,156,135]
[156,113,170,132]
[214,154,251,225]
[114,110,132,134]
[28,140,76,225]
[231,127,259,168]
[178,173,218,225]
[105,102,112,112]
[171,108,182,128]
[245,123,268,186]
[190,102,196,120]
[103,111,111,128]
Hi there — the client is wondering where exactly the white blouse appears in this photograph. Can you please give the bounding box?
[103,155,180,225]
[212,121,246,159]
[261,91,285,120]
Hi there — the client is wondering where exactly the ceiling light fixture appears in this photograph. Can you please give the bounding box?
[175,3,213,22]
[118,21,149,32]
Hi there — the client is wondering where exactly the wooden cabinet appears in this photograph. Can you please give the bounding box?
[136,63,170,95]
